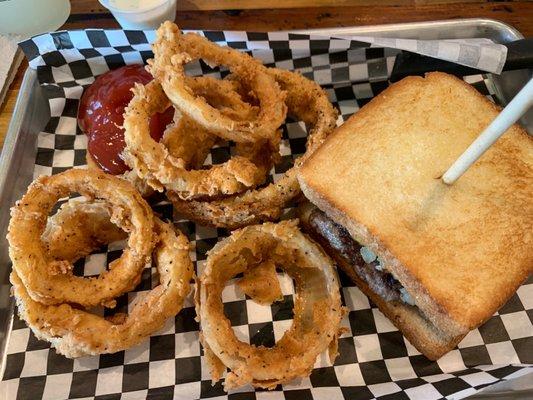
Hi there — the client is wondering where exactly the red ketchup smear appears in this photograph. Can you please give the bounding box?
[78,65,173,175]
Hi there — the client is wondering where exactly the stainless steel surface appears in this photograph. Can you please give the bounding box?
[0,70,48,380]
[0,18,530,396]
[471,374,533,399]
[298,18,522,42]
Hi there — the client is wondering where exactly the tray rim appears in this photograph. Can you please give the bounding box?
[0,17,529,397]
[0,68,40,387]
[295,17,523,41]
[0,69,37,201]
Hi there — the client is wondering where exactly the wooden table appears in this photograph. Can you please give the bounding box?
[1,1,532,150]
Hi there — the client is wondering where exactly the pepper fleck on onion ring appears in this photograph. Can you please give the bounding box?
[11,204,193,358]
[7,169,155,307]
[196,220,343,390]
[170,67,338,228]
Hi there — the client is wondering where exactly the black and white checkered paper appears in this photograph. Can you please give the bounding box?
[324,36,507,74]
[2,29,531,400]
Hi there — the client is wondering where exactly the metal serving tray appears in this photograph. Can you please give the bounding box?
[0,18,531,397]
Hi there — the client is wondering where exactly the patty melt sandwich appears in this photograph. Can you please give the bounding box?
[297,72,532,360]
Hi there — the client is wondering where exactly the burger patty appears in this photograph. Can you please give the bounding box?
[306,207,405,303]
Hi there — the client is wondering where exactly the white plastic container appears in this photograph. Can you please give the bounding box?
[99,0,177,30]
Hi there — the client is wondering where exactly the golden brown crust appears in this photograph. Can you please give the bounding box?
[298,72,533,335]
[43,199,126,262]
[237,259,283,305]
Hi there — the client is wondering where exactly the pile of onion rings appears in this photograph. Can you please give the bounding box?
[8,20,346,390]
[8,169,194,357]
[119,22,337,225]
[169,67,338,228]
[122,22,287,201]
[196,220,344,389]
[86,74,255,198]
[83,21,336,224]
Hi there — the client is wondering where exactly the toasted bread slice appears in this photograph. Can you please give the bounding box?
[298,72,532,339]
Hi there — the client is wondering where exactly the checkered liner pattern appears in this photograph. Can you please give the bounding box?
[1,29,531,400]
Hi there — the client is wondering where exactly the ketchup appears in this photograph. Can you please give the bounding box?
[78,65,173,175]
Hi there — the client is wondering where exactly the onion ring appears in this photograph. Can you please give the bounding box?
[161,75,258,164]
[123,80,269,200]
[196,220,343,390]
[170,67,338,228]
[149,21,287,144]
[160,75,260,169]
[7,169,155,307]
[11,212,193,358]
[86,106,217,199]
